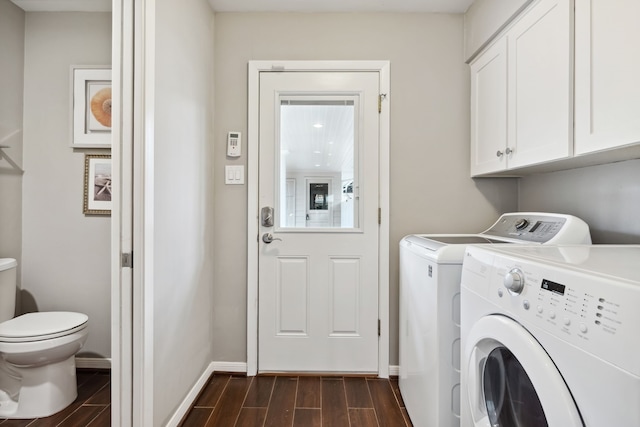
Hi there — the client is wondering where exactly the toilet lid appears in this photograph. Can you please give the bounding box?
[0,312,88,343]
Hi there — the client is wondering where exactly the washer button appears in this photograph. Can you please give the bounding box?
[498,288,504,298]
[523,300,530,310]
[580,323,588,333]
[549,311,556,320]
[537,306,543,314]
[563,317,571,326]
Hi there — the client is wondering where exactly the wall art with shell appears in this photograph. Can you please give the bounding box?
[71,66,112,148]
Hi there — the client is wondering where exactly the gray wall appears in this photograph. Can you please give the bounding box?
[0,1,25,310]
[518,160,640,244]
[152,0,215,424]
[212,12,518,366]
[21,12,112,358]
[463,0,531,61]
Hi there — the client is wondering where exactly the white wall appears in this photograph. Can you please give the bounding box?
[518,160,640,244]
[212,12,518,366]
[21,12,112,358]
[152,0,215,424]
[0,1,25,311]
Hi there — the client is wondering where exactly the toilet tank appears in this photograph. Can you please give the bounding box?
[0,258,17,323]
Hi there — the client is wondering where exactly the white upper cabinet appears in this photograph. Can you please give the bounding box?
[574,0,640,155]
[506,0,573,169]
[470,37,508,175]
[470,0,573,176]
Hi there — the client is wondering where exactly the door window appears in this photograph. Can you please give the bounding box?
[483,347,548,427]
[278,97,359,230]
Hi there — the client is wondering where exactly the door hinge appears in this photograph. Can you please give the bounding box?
[121,252,133,268]
[378,319,381,337]
[378,207,381,225]
[378,94,387,113]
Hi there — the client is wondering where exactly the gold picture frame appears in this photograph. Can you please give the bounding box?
[83,154,112,215]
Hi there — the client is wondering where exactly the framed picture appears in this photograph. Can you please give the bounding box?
[71,66,112,147]
[83,154,112,215]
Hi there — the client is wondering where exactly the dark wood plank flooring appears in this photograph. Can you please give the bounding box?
[1,371,413,427]
[180,374,413,427]
[0,369,110,427]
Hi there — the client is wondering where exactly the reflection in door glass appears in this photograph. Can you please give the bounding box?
[483,347,548,427]
[279,98,358,229]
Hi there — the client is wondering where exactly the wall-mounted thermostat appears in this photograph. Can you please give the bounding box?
[227,132,241,157]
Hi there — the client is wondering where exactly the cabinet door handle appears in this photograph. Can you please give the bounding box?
[505,147,513,155]
[496,150,504,157]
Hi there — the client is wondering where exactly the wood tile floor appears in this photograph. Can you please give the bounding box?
[0,371,414,427]
[180,374,414,427]
[0,369,110,427]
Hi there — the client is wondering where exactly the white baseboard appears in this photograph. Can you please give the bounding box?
[76,357,111,370]
[388,365,399,377]
[166,362,216,427]
[211,361,248,373]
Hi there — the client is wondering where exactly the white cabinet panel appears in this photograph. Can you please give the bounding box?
[575,0,640,154]
[470,38,508,176]
[508,0,573,168]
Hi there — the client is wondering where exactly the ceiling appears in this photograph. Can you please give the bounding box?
[11,0,111,12]
[12,0,474,13]
[208,0,474,13]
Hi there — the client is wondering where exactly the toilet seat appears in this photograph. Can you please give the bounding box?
[0,312,88,343]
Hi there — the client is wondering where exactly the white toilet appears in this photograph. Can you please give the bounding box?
[0,258,88,419]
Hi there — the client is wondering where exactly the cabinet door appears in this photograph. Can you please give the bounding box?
[507,0,573,169]
[470,37,508,176]
[575,0,640,154]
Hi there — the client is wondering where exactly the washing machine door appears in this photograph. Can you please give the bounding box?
[464,315,583,427]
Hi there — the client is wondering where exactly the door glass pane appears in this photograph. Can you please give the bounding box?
[483,347,548,427]
[278,97,359,229]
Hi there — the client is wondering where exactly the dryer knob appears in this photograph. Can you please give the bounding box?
[515,219,529,230]
[504,268,525,294]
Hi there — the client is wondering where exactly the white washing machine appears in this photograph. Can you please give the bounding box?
[399,213,591,427]
[460,244,640,427]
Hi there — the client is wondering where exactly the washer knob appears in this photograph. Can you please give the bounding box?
[515,219,529,230]
[504,268,525,294]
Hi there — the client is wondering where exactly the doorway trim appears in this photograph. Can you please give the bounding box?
[247,60,390,377]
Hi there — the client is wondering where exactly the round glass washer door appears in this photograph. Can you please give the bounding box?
[464,315,583,427]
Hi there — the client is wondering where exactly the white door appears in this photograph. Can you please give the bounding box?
[258,71,380,373]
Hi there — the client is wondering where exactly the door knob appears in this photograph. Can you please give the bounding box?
[262,233,282,244]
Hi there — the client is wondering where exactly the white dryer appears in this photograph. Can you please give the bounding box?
[460,245,640,427]
[399,213,591,427]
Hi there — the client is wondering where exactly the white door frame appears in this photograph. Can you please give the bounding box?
[247,60,391,377]
[112,0,154,425]
[111,0,133,425]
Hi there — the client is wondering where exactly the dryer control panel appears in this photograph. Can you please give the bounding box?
[462,245,640,377]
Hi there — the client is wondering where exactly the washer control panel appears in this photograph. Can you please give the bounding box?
[482,212,590,244]
[484,213,568,242]
[462,246,640,376]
